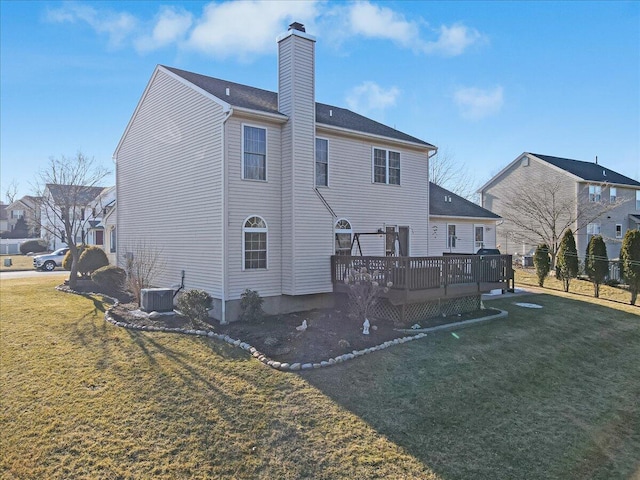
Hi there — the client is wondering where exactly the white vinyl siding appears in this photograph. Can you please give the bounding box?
[242,124,267,181]
[116,68,225,297]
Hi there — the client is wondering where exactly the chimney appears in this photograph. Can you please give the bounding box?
[595,155,598,164]
[288,22,306,32]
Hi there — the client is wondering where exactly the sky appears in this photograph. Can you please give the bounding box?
[1,0,639,202]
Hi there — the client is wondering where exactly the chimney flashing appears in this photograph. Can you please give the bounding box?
[277,26,316,43]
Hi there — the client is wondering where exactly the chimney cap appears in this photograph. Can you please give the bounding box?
[288,22,306,32]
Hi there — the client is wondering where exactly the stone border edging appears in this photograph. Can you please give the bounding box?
[394,309,508,335]
[55,285,505,372]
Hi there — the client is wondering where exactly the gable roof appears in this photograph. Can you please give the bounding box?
[162,65,434,148]
[530,153,640,187]
[429,182,500,219]
[45,184,106,206]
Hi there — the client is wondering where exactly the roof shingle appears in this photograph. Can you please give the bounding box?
[531,153,640,187]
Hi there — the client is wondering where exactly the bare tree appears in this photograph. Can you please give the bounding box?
[5,179,18,204]
[498,176,625,267]
[120,240,166,306]
[34,153,110,289]
[429,147,479,201]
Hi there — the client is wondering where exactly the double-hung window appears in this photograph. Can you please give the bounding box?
[587,223,601,241]
[636,191,640,210]
[373,148,400,185]
[447,225,456,249]
[316,138,328,187]
[589,185,601,202]
[243,125,266,181]
[610,187,617,203]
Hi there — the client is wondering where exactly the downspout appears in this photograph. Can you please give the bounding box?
[427,147,438,254]
[220,108,233,324]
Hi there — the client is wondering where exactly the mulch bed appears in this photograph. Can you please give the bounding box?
[108,302,500,364]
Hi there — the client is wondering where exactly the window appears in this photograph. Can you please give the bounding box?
[616,224,622,239]
[373,148,400,185]
[315,138,328,187]
[610,187,617,203]
[243,216,267,269]
[475,226,485,249]
[243,125,266,180]
[335,219,352,255]
[11,210,24,219]
[95,230,104,246]
[637,191,640,210]
[587,223,601,241]
[447,225,456,249]
[385,226,397,256]
[589,185,601,202]
[110,227,116,253]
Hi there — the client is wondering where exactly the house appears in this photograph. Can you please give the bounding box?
[479,152,640,260]
[40,184,106,250]
[428,182,501,255]
[116,22,450,323]
[85,186,117,263]
[5,196,41,238]
[0,203,8,233]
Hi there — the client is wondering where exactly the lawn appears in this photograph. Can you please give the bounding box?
[0,254,34,272]
[1,276,639,479]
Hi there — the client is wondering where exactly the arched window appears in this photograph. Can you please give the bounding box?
[335,219,352,255]
[243,216,267,269]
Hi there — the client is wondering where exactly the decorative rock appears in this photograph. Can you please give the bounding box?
[279,363,290,370]
[271,361,281,369]
[149,311,162,319]
[252,351,261,358]
[258,355,267,362]
[321,361,329,367]
[328,358,336,365]
[208,332,216,338]
[249,347,257,354]
[313,363,322,369]
[290,363,301,371]
[240,343,250,350]
[301,363,313,370]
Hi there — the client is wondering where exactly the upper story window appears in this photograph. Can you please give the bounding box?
[373,148,400,185]
[589,185,601,202]
[11,210,24,219]
[335,219,352,255]
[636,191,640,210]
[316,138,328,187]
[243,216,267,269]
[587,223,601,238]
[610,187,617,203]
[243,125,266,181]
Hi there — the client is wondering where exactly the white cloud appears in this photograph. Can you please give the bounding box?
[346,81,400,116]
[423,23,485,56]
[134,7,193,53]
[454,86,504,120]
[187,1,319,59]
[346,2,420,48]
[45,3,137,48]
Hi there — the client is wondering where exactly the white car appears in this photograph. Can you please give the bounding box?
[33,248,69,271]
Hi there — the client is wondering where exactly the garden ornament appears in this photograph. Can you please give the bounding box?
[296,319,308,331]
[362,318,370,335]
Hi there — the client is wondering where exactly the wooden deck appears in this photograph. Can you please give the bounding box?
[331,254,514,305]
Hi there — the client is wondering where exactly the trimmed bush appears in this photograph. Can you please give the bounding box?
[556,229,578,292]
[91,265,126,297]
[533,244,551,287]
[620,229,640,305]
[63,244,86,271]
[20,239,48,255]
[177,290,213,323]
[78,246,109,276]
[239,289,264,323]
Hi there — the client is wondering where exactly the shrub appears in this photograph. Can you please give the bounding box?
[533,243,551,287]
[620,229,640,305]
[556,229,578,292]
[78,246,109,276]
[345,266,391,325]
[177,290,213,324]
[239,289,264,322]
[20,239,47,255]
[91,265,126,297]
[585,235,608,298]
[63,244,87,271]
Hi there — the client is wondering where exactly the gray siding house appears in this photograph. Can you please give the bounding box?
[115,23,437,323]
[479,152,640,260]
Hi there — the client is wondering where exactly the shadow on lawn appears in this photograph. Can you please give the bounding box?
[300,293,640,480]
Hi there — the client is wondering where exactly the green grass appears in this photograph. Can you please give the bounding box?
[1,276,639,479]
[0,254,34,272]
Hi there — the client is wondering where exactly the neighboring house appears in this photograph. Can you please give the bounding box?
[479,153,640,260]
[40,184,106,250]
[115,22,439,323]
[85,186,117,263]
[5,196,41,237]
[0,203,8,233]
[428,182,501,255]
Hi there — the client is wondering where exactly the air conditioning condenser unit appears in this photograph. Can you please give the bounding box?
[141,288,174,312]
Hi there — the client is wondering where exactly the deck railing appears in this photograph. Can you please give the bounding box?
[331,254,514,292]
